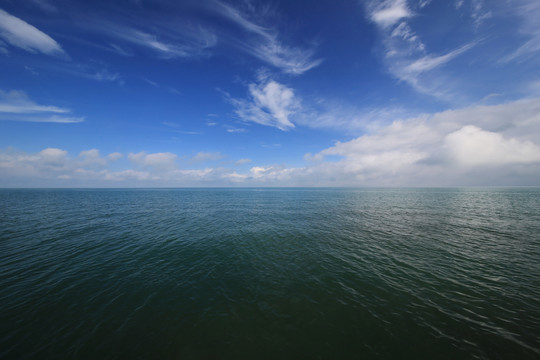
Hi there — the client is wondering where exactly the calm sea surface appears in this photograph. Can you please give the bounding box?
[1,188,539,359]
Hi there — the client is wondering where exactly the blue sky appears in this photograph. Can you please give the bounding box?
[1,0,540,186]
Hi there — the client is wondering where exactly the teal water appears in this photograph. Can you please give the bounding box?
[1,188,539,359]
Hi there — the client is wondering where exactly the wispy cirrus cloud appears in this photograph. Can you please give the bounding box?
[365,0,475,98]
[111,27,217,59]
[502,0,540,63]
[89,16,217,60]
[368,0,412,28]
[212,1,322,75]
[404,42,475,75]
[0,90,84,123]
[470,0,491,27]
[27,0,57,13]
[227,77,415,133]
[0,8,64,56]
[46,62,122,84]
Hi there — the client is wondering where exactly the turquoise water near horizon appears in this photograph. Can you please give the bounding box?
[1,188,539,359]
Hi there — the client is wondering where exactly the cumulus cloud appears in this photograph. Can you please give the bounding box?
[107,152,123,161]
[78,149,107,167]
[0,147,131,184]
[236,158,252,165]
[230,79,299,130]
[0,147,175,186]
[0,9,64,56]
[128,151,178,169]
[1,99,539,187]
[445,125,540,166]
[104,169,154,182]
[191,152,224,163]
[304,98,540,185]
[38,148,68,167]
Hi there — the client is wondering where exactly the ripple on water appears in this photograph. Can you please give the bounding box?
[0,188,539,359]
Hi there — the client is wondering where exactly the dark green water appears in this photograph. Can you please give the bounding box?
[1,188,539,359]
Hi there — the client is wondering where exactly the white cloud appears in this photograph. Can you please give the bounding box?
[0,147,175,186]
[78,149,108,167]
[0,9,64,56]
[470,0,491,27]
[370,0,412,28]
[105,169,154,182]
[226,128,247,133]
[0,90,84,123]
[107,152,123,161]
[0,90,68,113]
[251,42,323,76]
[250,166,271,178]
[418,0,432,8]
[390,22,424,51]
[302,98,540,185]
[295,98,412,132]
[212,1,321,74]
[79,149,100,158]
[236,158,252,165]
[46,62,122,84]
[128,151,178,169]
[445,125,540,166]
[365,0,476,98]
[26,0,57,13]
[191,152,224,163]
[90,70,120,82]
[2,99,539,187]
[39,148,68,166]
[122,30,198,58]
[503,0,540,63]
[404,42,475,75]
[212,0,273,40]
[230,79,299,130]
[99,22,216,59]
[0,115,84,123]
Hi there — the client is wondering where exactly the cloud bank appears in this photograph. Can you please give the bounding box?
[2,98,539,187]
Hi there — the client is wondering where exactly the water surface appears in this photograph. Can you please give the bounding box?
[1,188,539,359]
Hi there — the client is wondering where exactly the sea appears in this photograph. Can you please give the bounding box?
[1,188,539,359]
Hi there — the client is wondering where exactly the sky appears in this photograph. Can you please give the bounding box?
[1,0,540,187]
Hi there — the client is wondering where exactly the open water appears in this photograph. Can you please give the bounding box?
[1,188,539,359]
